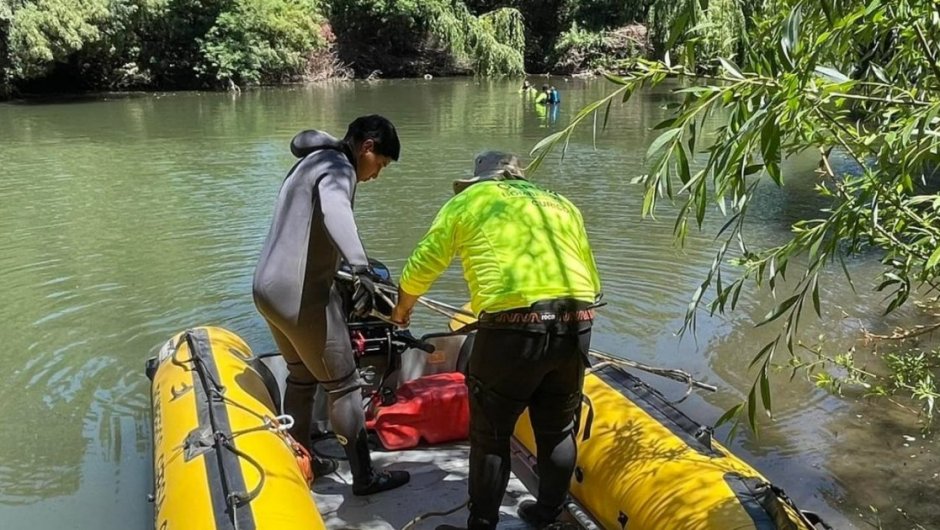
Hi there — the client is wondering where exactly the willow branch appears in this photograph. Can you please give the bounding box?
[913,22,940,86]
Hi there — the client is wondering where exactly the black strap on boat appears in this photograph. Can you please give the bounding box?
[183,329,258,530]
[592,363,721,457]
[575,394,595,443]
[723,473,801,530]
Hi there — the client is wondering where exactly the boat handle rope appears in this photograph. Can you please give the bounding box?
[212,389,297,440]
[220,436,266,507]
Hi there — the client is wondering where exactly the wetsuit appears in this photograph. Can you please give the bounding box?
[400,179,601,529]
[252,130,376,486]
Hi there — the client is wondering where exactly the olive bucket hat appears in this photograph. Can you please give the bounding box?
[452,150,527,195]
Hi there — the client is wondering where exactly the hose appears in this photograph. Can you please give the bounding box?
[399,499,469,530]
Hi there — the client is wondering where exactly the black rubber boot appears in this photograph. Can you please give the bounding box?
[352,469,410,496]
[311,455,338,478]
[346,428,410,495]
[517,500,562,529]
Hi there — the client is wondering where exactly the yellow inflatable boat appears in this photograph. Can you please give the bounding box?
[146,327,325,530]
[146,324,825,530]
[513,364,814,530]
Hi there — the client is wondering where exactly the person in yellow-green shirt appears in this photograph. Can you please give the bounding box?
[391,152,601,530]
[535,83,549,104]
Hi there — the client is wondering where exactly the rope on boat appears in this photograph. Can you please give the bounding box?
[175,331,275,518]
[399,498,470,530]
[351,281,720,397]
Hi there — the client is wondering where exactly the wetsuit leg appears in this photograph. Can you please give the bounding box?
[273,287,362,459]
[256,285,408,493]
[261,317,318,453]
[527,329,590,518]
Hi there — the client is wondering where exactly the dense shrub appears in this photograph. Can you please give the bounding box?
[199,0,324,85]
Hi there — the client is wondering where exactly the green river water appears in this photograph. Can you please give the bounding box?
[0,78,936,530]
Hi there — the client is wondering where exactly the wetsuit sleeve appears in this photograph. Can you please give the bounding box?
[399,197,463,296]
[318,166,369,267]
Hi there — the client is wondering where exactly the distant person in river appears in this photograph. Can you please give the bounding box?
[252,115,410,496]
[536,84,550,104]
[535,84,560,105]
[519,80,537,97]
[392,152,602,530]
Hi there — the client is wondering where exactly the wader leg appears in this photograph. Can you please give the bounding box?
[258,286,408,494]
[466,377,527,529]
[466,328,547,529]
[527,330,590,520]
[262,316,338,478]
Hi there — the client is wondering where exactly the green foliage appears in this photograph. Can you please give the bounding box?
[572,0,651,30]
[553,22,644,73]
[795,340,939,429]
[515,0,576,72]
[7,0,109,78]
[1,0,11,96]
[533,0,940,430]
[0,0,328,91]
[139,0,236,87]
[554,22,606,70]
[199,0,324,85]
[328,0,524,76]
[474,8,526,76]
[464,0,650,70]
[649,0,748,66]
[461,0,578,72]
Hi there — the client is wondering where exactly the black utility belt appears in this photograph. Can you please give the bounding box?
[478,300,595,332]
[479,308,595,325]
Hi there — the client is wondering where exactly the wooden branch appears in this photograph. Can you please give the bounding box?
[864,319,940,341]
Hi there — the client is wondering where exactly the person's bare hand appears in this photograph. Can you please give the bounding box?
[390,304,411,328]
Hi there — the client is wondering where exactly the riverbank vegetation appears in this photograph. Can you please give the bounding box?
[0,0,756,97]
[533,0,940,431]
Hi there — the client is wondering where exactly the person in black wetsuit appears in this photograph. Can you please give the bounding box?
[252,115,410,496]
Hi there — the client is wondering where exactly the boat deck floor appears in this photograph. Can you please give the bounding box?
[312,443,534,530]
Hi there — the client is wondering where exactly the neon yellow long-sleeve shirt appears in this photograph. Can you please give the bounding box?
[399,180,601,315]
